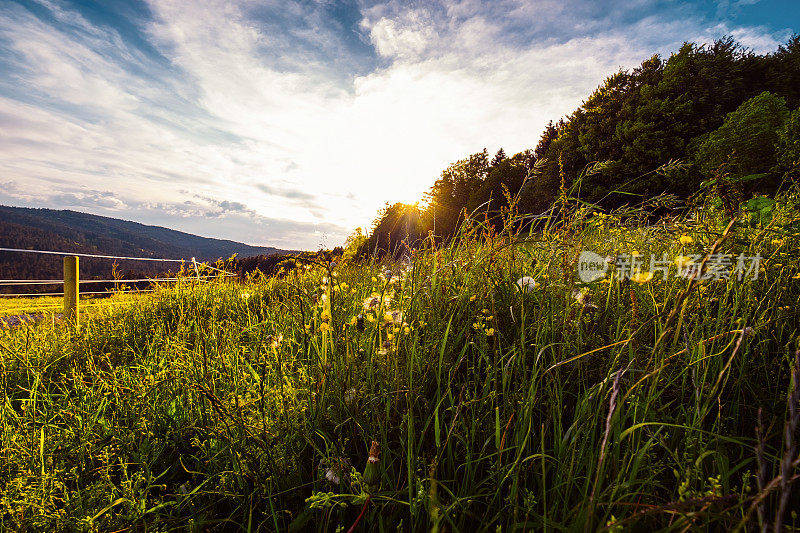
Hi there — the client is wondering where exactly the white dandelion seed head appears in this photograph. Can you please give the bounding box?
[516,277,537,293]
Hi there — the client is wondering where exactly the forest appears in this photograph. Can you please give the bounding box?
[360,36,800,255]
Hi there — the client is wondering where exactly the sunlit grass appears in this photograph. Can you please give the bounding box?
[1,192,799,531]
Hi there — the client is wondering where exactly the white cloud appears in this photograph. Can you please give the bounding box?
[0,0,793,249]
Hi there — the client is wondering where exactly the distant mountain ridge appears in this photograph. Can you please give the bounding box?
[0,205,295,284]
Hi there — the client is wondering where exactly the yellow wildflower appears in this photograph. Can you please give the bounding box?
[631,271,654,283]
[470,295,477,302]
[319,323,330,333]
[485,328,495,336]
[679,235,693,245]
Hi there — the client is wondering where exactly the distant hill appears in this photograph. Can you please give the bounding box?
[0,205,295,286]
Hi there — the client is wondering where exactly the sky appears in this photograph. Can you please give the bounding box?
[0,0,797,249]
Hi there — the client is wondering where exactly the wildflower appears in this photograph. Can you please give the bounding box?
[485,328,495,336]
[679,235,693,245]
[516,276,537,293]
[319,323,330,333]
[367,314,376,323]
[266,334,283,349]
[345,388,357,405]
[572,288,598,309]
[371,276,377,283]
[390,310,402,325]
[469,295,477,302]
[363,441,381,491]
[320,309,330,322]
[403,326,411,334]
[631,271,654,283]
[340,282,348,290]
[383,311,394,323]
[320,457,351,486]
[349,316,357,326]
[363,295,380,310]
[240,292,251,300]
[674,255,693,269]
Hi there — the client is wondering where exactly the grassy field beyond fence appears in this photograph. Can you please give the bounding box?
[1,194,800,531]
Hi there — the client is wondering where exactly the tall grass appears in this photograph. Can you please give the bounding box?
[1,192,799,531]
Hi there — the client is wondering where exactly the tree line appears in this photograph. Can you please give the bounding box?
[359,35,800,256]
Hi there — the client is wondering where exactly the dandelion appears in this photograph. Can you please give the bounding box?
[516,276,537,293]
[631,271,654,283]
[679,235,693,245]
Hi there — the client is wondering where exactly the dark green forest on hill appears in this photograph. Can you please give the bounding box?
[0,206,292,288]
[361,36,800,256]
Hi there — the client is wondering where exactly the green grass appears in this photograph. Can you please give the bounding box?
[1,194,800,532]
[0,293,152,320]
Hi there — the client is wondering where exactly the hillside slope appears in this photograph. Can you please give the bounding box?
[0,205,294,283]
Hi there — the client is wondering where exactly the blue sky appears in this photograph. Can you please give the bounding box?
[0,0,796,249]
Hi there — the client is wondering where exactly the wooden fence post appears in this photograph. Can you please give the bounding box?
[64,256,79,326]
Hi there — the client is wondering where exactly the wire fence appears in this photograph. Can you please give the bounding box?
[0,248,238,300]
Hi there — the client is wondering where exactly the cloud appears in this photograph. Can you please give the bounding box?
[0,0,794,249]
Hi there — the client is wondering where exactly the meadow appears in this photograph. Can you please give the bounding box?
[1,192,799,532]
